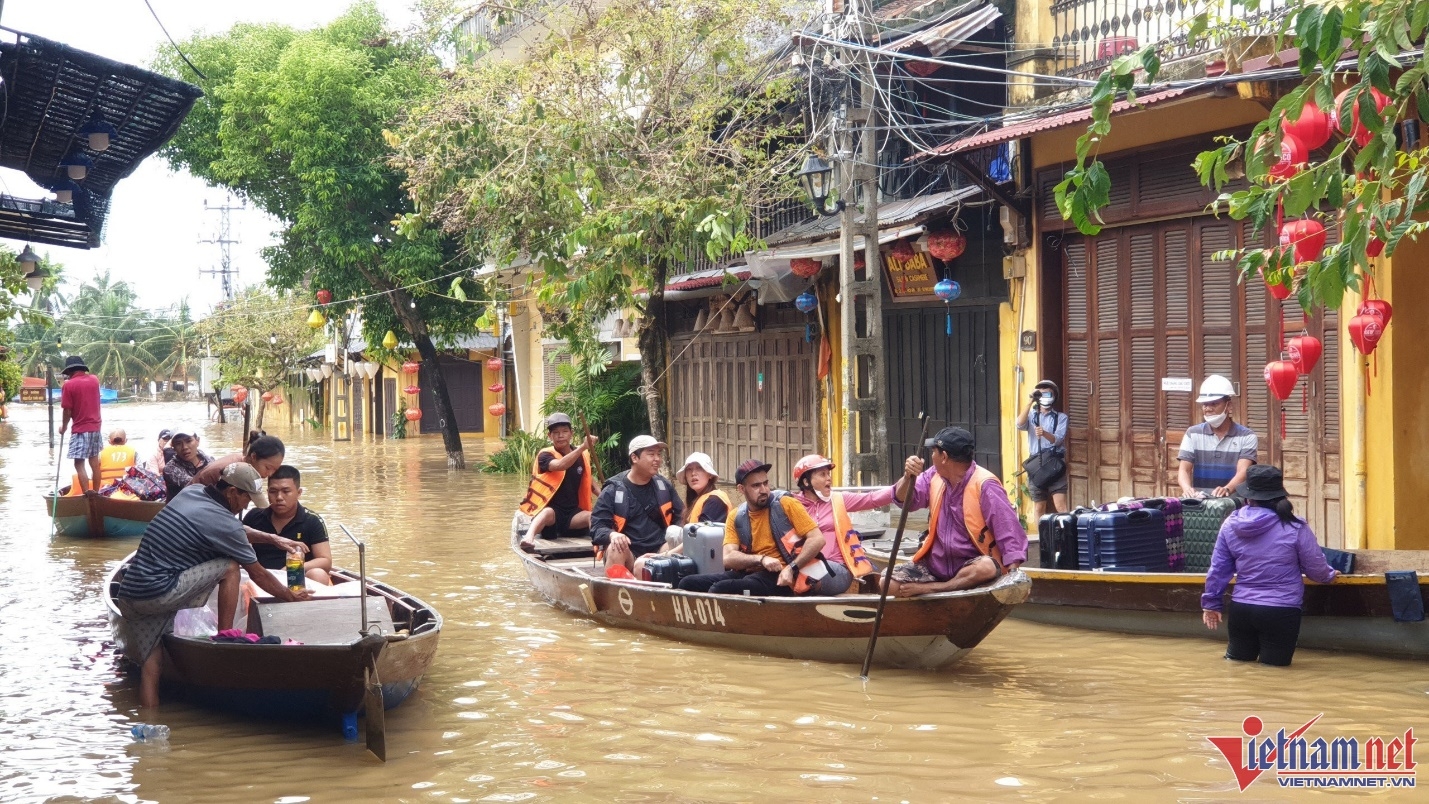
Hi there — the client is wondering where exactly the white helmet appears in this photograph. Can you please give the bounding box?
[1196,374,1236,404]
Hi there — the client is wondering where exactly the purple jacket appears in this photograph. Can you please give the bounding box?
[1201,506,1337,611]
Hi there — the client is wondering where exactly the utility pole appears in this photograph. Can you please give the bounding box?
[200,195,245,301]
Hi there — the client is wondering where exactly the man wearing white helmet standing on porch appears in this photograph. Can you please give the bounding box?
[1178,374,1259,498]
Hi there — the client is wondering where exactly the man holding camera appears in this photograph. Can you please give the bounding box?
[1015,379,1068,518]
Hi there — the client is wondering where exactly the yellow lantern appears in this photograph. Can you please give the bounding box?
[382,330,399,350]
[307,309,326,329]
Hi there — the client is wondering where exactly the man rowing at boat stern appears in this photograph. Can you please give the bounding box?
[518,412,600,551]
[114,462,313,709]
[590,435,684,579]
[678,459,837,596]
[886,427,1027,598]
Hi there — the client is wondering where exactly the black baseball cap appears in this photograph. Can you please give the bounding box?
[924,426,975,460]
[734,458,773,485]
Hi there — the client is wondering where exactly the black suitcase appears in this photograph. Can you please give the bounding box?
[1038,508,1086,570]
[642,555,698,585]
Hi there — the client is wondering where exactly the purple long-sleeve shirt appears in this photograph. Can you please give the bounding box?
[896,463,1028,580]
[792,487,896,565]
[1201,506,1338,611]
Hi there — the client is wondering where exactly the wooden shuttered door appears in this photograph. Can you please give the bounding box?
[1062,218,1342,545]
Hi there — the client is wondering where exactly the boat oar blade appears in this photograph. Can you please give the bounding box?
[364,662,386,761]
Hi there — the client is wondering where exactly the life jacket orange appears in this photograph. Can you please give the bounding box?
[609,472,676,533]
[687,489,730,524]
[911,466,1006,573]
[830,492,876,578]
[98,444,137,485]
[518,446,593,515]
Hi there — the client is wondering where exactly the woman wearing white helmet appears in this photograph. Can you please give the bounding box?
[1178,374,1259,498]
[677,452,729,525]
[789,455,894,594]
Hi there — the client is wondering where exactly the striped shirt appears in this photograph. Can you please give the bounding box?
[1177,421,1258,493]
[117,485,257,600]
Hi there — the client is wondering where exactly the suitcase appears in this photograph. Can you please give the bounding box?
[1078,508,1170,571]
[1181,497,1239,572]
[1097,498,1186,571]
[642,555,698,585]
[1038,508,1086,570]
[683,524,726,575]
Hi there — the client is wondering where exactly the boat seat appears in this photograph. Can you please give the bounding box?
[252,597,394,645]
[530,537,596,559]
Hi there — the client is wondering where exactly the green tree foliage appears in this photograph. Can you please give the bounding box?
[196,287,321,428]
[396,0,805,441]
[155,2,485,468]
[1060,0,1429,310]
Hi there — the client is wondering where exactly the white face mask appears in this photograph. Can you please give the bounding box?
[1204,412,1229,428]
[814,489,832,503]
[1039,393,1055,407]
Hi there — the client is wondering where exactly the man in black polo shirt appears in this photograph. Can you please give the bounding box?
[241,465,332,584]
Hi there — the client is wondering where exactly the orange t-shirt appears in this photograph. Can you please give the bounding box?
[723,495,818,560]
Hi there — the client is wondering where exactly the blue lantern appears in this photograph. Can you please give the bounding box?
[934,278,961,336]
[795,289,818,341]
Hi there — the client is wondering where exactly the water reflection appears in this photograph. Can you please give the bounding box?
[0,402,1423,802]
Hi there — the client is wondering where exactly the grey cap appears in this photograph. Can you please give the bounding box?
[545,412,573,430]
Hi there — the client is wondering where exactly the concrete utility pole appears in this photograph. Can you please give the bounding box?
[200,195,245,301]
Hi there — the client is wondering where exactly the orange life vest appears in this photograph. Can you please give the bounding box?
[98,444,137,485]
[610,472,676,532]
[830,492,876,578]
[518,446,594,515]
[911,466,1006,572]
[688,489,730,524]
[734,492,825,594]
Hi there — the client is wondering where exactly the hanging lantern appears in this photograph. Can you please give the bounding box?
[485,356,503,373]
[1278,218,1327,264]
[1359,298,1393,327]
[1287,335,1323,375]
[1264,360,1298,402]
[316,289,333,305]
[233,389,248,405]
[794,289,818,342]
[934,278,961,337]
[405,408,423,422]
[1261,133,1307,180]
[402,361,420,374]
[270,394,284,406]
[853,254,866,271]
[307,309,326,329]
[1367,234,1385,258]
[1348,313,1385,356]
[1283,101,1332,150]
[789,257,822,279]
[888,240,916,262]
[488,402,507,417]
[404,385,420,396]
[1333,87,1391,146]
[1261,268,1293,300]
[78,118,119,152]
[382,330,399,350]
[261,391,274,403]
[926,230,968,262]
[488,382,505,393]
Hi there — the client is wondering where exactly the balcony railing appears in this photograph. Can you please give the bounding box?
[1052,0,1288,78]
[458,1,559,54]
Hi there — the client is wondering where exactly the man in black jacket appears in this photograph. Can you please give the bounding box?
[589,435,684,579]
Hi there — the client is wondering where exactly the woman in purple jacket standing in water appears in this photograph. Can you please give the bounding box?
[1201,465,1339,666]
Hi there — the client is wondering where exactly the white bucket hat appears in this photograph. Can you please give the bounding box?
[676,452,718,486]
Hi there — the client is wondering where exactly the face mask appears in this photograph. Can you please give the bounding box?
[1039,394,1054,407]
[1204,412,1228,428]
[815,490,832,503]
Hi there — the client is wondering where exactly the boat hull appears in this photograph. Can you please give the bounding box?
[45,492,165,538]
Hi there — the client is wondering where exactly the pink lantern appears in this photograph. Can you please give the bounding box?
[404,408,423,422]
[790,257,822,279]
[488,403,507,417]
[927,230,967,262]
[403,385,420,396]
[485,357,503,373]
[260,391,274,403]
[488,382,505,393]
[401,361,420,374]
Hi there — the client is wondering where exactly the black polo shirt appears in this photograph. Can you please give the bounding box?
[242,504,330,570]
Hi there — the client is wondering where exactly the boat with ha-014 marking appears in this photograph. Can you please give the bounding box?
[516,535,1031,670]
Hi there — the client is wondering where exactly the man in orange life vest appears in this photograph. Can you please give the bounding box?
[519,412,600,550]
[887,427,1027,597]
[589,435,685,577]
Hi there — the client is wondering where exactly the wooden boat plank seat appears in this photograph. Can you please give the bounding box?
[254,598,393,645]
[530,537,595,559]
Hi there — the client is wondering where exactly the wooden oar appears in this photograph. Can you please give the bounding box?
[49,431,66,534]
[341,524,387,761]
[576,410,605,485]
[860,412,930,680]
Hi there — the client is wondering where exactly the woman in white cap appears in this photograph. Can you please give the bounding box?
[677,452,729,525]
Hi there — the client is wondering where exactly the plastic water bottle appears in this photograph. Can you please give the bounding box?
[131,723,169,741]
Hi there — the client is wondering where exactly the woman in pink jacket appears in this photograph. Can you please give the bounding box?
[788,455,893,594]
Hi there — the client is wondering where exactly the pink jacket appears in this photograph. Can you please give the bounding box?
[791,488,895,565]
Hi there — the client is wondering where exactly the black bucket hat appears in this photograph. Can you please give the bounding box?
[1236,465,1288,501]
[61,355,89,375]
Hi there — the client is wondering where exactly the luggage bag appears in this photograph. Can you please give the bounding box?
[1181,497,1239,572]
[642,555,698,585]
[683,524,726,576]
[1078,508,1170,571]
[1037,509,1085,570]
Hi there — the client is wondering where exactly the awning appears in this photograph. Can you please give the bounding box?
[884,3,1001,57]
[762,186,980,248]
[665,266,756,301]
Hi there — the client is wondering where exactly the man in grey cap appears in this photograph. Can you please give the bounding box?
[518,412,600,549]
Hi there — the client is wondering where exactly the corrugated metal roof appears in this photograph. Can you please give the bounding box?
[884,4,1000,56]
[666,267,752,292]
[762,186,980,248]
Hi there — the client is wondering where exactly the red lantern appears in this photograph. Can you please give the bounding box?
[485,357,503,373]
[1348,313,1385,355]
[926,230,968,262]
[401,361,420,374]
[1264,360,1299,402]
[1260,268,1293,300]
[404,408,422,422]
[1279,218,1327,264]
[888,240,916,262]
[1262,133,1307,180]
[488,403,507,417]
[789,257,822,279]
[316,289,333,305]
[488,382,505,393]
[1287,335,1323,375]
[1359,298,1393,327]
[1367,235,1385,258]
[261,391,274,403]
[403,385,420,396]
[1333,87,1391,146]
[233,389,248,405]
[1284,101,1331,150]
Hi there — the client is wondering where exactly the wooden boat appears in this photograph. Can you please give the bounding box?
[45,487,165,538]
[516,536,1031,670]
[103,557,442,727]
[865,536,1429,660]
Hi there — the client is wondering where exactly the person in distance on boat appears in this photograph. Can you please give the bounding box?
[886,427,1026,597]
[147,429,174,474]
[58,355,103,493]
[788,454,891,594]
[678,452,729,525]
[518,412,600,551]
[100,429,137,470]
[678,459,835,596]
[590,435,684,578]
[242,465,332,585]
[1201,465,1338,667]
[1178,374,1258,498]
[114,462,313,708]
[162,430,213,501]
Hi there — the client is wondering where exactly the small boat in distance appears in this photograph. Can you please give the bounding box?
[45,487,165,538]
[516,535,1030,670]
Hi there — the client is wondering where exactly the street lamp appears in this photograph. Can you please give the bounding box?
[797,154,843,218]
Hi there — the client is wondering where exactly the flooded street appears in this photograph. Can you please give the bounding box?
[0,401,1423,803]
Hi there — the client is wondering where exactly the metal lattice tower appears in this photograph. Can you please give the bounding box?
[200,196,245,300]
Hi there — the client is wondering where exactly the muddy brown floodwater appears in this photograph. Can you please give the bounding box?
[0,401,1423,803]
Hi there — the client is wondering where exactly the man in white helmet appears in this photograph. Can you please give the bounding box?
[1178,375,1258,498]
